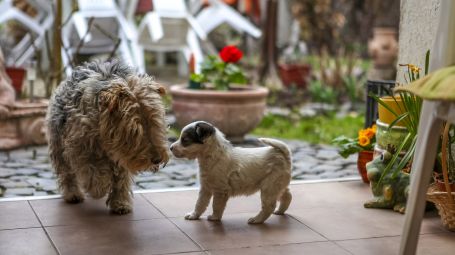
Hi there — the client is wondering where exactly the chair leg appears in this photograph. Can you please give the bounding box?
[400,101,444,255]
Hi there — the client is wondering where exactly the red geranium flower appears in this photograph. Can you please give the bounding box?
[219,45,243,63]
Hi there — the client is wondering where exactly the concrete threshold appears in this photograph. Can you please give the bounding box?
[0,176,361,202]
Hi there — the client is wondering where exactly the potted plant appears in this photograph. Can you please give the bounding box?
[278,45,311,89]
[332,124,377,183]
[170,45,269,142]
[0,21,27,97]
[395,63,455,229]
[369,52,430,182]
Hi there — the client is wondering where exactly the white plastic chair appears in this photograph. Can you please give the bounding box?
[137,0,206,75]
[61,0,143,75]
[0,0,54,66]
[195,0,262,39]
[399,1,455,254]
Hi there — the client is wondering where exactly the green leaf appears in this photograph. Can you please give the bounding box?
[190,73,205,83]
[388,112,409,130]
[378,132,413,184]
[391,136,417,178]
[425,50,430,76]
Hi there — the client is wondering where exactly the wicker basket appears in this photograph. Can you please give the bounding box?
[426,123,455,231]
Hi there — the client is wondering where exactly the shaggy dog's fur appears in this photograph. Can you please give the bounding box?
[170,121,292,224]
[47,60,169,214]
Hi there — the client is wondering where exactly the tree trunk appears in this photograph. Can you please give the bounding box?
[259,0,283,89]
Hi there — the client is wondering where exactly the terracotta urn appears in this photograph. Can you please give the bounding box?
[368,28,398,68]
[170,85,268,142]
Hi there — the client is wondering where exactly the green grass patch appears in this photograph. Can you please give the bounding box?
[252,113,364,145]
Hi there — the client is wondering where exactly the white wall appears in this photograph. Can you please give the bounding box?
[397,0,440,82]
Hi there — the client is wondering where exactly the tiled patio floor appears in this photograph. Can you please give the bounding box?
[0,181,454,255]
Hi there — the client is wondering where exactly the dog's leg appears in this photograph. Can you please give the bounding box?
[54,156,84,203]
[107,169,132,215]
[248,188,278,224]
[60,172,85,203]
[185,187,212,220]
[208,192,229,221]
[274,188,292,215]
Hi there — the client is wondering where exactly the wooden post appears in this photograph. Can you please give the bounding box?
[53,0,63,87]
[259,0,282,89]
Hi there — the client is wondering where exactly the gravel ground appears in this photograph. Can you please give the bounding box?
[0,138,359,198]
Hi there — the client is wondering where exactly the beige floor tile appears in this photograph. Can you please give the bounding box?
[336,232,455,255]
[0,201,41,230]
[144,182,372,219]
[168,253,208,255]
[209,241,351,255]
[417,233,455,255]
[171,213,326,250]
[0,228,57,255]
[46,218,201,255]
[30,194,164,226]
[336,236,400,255]
[289,207,445,241]
[144,190,262,218]
[143,190,200,217]
[289,181,373,210]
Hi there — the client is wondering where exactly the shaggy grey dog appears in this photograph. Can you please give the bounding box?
[47,60,169,214]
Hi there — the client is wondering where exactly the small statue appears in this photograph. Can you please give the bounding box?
[364,146,410,213]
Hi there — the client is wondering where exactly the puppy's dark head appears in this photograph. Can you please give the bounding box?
[170,121,215,159]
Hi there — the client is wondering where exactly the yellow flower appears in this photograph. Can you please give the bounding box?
[358,135,370,147]
[412,66,421,74]
[364,128,375,139]
[400,64,421,74]
[371,124,377,133]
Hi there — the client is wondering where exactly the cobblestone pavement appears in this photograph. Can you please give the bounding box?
[0,138,359,198]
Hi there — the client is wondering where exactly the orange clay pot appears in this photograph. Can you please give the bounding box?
[357,150,374,183]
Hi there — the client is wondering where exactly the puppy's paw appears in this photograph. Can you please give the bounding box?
[184,212,200,220]
[248,217,265,224]
[273,210,285,215]
[63,192,85,204]
[110,203,132,215]
[207,215,221,221]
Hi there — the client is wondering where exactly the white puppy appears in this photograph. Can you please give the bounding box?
[170,121,292,224]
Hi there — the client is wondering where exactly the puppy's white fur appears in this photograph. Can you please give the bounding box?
[170,121,292,224]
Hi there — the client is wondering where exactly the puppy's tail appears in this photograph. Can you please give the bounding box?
[259,138,291,161]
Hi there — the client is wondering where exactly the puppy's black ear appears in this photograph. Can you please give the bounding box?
[195,122,215,142]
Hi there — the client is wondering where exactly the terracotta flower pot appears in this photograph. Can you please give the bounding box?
[170,85,268,142]
[357,150,374,183]
[278,63,311,89]
[5,67,26,96]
